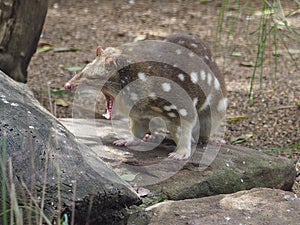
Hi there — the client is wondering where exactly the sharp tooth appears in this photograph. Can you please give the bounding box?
[103,111,110,119]
[103,93,113,119]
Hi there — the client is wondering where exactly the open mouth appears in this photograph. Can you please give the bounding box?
[102,92,114,119]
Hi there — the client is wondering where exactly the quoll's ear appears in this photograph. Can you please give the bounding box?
[96,46,104,56]
[105,56,117,70]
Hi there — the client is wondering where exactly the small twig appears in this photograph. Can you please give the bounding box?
[269,105,299,111]
[71,180,77,225]
[47,82,54,115]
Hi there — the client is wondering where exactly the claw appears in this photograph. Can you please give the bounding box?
[142,133,165,143]
[168,152,189,160]
[113,139,141,146]
[142,134,156,142]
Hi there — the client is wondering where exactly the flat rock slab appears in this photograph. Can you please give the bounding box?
[127,188,300,225]
[0,71,140,224]
[60,118,297,200]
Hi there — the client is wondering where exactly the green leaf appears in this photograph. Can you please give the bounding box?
[36,45,53,54]
[273,49,300,56]
[66,66,84,72]
[134,35,147,42]
[231,133,253,144]
[120,173,138,182]
[54,47,79,53]
[240,61,254,67]
[287,49,300,54]
[229,116,247,121]
[231,52,242,57]
[199,0,212,4]
[54,98,69,107]
[254,8,274,16]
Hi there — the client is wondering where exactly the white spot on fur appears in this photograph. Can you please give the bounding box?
[207,73,212,85]
[130,92,138,101]
[211,56,214,62]
[176,49,182,54]
[200,70,206,80]
[179,108,188,117]
[190,71,198,84]
[178,73,185,81]
[164,104,177,111]
[204,55,209,60]
[151,106,163,113]
[217,98,228,112]
[193,97,198,107]
[168,112,177,118]
[162,83,171,92]
[214,77,220,90]
[163,105,171,111]
[200,93,212,111]
[149,92,157,99]
[170,105,177,109]
[191,43,198,48]
[138,72,147,81]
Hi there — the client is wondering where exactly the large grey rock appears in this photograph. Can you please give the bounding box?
[60,118,296,200]
[0,70,141,224]
[149,144,296,200]
[127,188,300,225]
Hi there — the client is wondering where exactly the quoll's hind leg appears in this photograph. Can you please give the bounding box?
[195,108,226,146]
[113,118,149,146]
[196,108,212,143]
[168,121,194,160]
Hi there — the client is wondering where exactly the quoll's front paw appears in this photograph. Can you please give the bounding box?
[168,152,190,161]
[142,133,165,143]
[113,139,141,147]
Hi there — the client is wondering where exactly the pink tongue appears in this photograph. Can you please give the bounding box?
[103,94,113,119]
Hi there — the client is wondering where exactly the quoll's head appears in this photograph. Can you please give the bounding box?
[64,46,122,92]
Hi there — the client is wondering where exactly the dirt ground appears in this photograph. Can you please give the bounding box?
[27,1,299,163]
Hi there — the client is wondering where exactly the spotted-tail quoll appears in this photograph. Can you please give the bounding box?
[64,34,227,160]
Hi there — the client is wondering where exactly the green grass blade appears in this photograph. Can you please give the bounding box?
[216,0,228,50]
